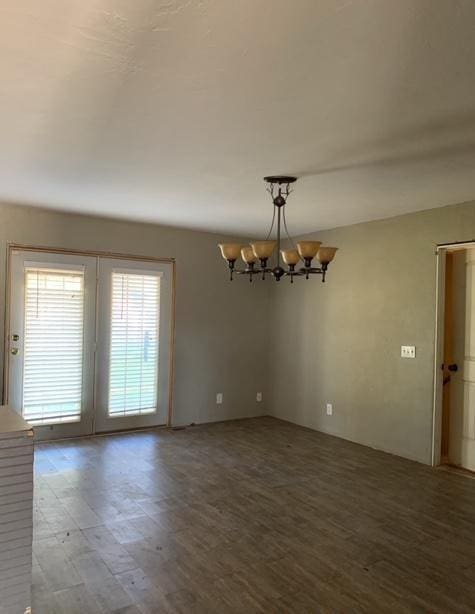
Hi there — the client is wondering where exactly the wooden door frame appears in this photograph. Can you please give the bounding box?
[432,240,475,466]
[3,243,177,430]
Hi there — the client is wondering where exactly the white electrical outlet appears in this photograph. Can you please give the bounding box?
[401,345,416,359]
[256,392,263,402]
[326,403,333,416]
[216,393,223,404]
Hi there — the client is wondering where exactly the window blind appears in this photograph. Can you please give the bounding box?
[109,272,160,417]
[23,268,84,424]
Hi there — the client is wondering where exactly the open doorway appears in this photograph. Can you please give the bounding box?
[434,243,475,470]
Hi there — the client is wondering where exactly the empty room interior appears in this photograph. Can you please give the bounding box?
[2,1,475,613]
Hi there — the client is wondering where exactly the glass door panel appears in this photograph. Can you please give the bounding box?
[109,271,160,417]
[23,267,84,424]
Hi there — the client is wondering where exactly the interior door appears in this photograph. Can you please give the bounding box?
[7,250,97,440]
[94,258,173,432]
[449,248,475,470]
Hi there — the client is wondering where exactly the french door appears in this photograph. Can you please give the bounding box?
[94,258,173,433]
[7,249,173,440]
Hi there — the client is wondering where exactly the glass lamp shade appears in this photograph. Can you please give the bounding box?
[281,249,300,265]
[297,241,321,260]
[218,243,242,261]
[318,246,338,264]
[250,241,276,260]
[241,246,257,264]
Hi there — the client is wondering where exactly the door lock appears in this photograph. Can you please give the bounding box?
[11,334,19,342]
[448,363,458,372]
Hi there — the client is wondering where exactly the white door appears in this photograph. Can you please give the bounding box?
[94,258,173,432]
[7,250,173,439]
[449,248,475,470]
[7,250,97,439]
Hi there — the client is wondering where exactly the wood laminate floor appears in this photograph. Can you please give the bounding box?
[32,417,475,613]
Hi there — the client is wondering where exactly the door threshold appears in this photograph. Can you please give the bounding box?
[34,424,168,444]
[437,463,475,480]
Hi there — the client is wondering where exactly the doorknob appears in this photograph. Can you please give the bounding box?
[10,348,19,355]
[448,363,458,372]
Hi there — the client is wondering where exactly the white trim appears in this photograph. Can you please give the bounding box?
[436,241,475,252]
[431,249,446,466]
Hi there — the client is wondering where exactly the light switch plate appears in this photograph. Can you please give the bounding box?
[216,393,223,404]
[256,392,263,402]
[326,403,333,416]
[401,345,416,358]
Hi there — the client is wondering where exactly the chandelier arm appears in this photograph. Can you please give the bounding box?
[264,205,276,240]
[282,205,297,249]
[266,184,275,200]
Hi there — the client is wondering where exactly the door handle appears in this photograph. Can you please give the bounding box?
[448,363,458,372]
[10,348,19,355]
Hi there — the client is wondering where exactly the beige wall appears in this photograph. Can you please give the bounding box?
[268,201,475,464]
[0,203,270,426]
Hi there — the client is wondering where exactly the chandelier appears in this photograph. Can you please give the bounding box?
[218,176,338,282]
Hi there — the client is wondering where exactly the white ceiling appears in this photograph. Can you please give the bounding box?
[1,0,475,237]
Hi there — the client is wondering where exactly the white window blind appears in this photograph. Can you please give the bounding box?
[23,268,84,424]
[109,272,160,417]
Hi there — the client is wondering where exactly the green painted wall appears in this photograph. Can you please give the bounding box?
[268,201,475,464]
